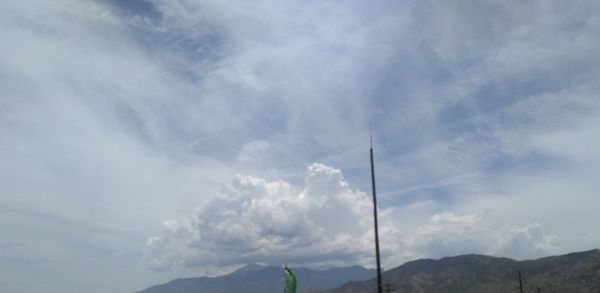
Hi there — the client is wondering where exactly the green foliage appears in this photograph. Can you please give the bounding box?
[285,266,297,293]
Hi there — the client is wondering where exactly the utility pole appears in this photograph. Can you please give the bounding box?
[518,271,524,293]
[370,136,383,293]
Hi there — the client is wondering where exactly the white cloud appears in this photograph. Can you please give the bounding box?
[495,223,561,260]
[145,165,563,273]
[145,163,383,271]
[410,213,561,260]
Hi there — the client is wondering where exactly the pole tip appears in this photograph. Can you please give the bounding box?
[369,124,373,149]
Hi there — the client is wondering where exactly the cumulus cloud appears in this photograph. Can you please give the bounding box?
[145,165,561,272]
[411,213,561,260]
[145,163,388,271]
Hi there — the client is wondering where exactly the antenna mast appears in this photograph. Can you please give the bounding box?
[370,135,383,293]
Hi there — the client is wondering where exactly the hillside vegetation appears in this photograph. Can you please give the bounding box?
[318,249,600,293]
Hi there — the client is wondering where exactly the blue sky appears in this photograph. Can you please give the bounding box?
[1,0,600,292]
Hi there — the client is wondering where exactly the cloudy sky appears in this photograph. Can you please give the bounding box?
[2,0,600,292]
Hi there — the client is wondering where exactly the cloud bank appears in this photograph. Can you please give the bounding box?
[145,164,562,272]
[145,163,377,271]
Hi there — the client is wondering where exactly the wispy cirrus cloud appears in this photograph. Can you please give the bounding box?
[2,0,600,292]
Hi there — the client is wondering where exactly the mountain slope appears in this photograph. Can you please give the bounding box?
[136,265,375,293]
[319,249,600,293]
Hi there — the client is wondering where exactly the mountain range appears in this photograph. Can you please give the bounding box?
[319,249,600,293]
[136,264,375,293]
[137,249,600,293]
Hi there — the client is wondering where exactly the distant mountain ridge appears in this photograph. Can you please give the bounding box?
[319,249,600,293]
[137,249,600,293]
[136,264,375,293]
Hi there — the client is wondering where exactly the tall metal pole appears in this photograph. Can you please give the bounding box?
[518,271,524,293]
[370,137,383,293]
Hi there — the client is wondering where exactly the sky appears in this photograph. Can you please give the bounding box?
[1,0,600,292]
